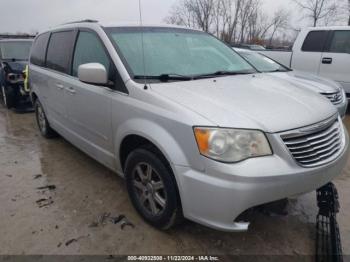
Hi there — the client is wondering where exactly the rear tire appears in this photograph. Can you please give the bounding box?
[35,99,57,138]
[125,147,183,230]
[1,85,16,109]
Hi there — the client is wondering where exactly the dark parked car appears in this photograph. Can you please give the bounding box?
[0,39,33,109]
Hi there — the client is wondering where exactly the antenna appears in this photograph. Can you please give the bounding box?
[138,0,147,89]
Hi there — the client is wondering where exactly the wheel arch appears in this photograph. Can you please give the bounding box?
[115,120,189,173]
[118,130,186,215]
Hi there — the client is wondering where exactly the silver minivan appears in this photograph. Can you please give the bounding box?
[29,21,349,232]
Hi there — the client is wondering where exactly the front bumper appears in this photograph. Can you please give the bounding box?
[174,124,349,232]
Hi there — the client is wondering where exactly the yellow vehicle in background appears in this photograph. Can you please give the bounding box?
[23,65,29,93]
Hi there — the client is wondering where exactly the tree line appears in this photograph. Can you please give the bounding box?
[165,0,350,46]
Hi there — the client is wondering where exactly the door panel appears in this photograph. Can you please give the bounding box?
[65,77,113,166]
[319,52,350,84]
[319,30,350,94]
[45,30,76,128]
[65,30,115,167]
[292,30,328,74]
[292,52,322,74]
[44,70,68,127]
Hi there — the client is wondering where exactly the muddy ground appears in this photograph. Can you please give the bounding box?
[0,105,349,258]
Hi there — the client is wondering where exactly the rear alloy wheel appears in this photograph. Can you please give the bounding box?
[35,100,57,138]
[1,85,15,109]
[125,148,183,230]
[2,85,7,106]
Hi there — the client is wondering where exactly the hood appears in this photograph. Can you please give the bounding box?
[269,71,341,93]
[151,74,337,133]
[3,61,27,73]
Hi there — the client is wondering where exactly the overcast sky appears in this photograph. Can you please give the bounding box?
[0,0,296,34]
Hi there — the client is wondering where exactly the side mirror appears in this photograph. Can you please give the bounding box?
[78,63,108,85]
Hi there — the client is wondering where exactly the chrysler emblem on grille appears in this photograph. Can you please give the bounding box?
[332,93,340,101]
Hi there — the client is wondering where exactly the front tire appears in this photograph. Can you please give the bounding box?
[125,148,183,230]
[35,99,57,138]
[1,85,16,109]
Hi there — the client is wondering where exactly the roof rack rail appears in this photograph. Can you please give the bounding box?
[63,19,99,25]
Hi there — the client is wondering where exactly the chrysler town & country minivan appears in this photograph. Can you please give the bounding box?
[29,21,349,232]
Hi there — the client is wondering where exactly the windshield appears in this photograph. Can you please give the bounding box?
[239,52,289,73]
[105,27,255,81]
[0,41,33,60]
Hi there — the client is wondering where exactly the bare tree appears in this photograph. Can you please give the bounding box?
[165,0,215,32]
[212,0,229,38]
[217,0,242,43]
[237,0,260,42]
[166,0,241,41]
[268,9,290,45]
[293,0,338,26]
[189,0,215,32]
[245,1,280,43]
[165,1,197,28]
[165,0,294,46]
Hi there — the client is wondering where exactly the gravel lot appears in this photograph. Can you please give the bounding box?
[0,105,349,258]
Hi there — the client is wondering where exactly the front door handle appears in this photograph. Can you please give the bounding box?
[322,57,333,64]
[66,87,76,94]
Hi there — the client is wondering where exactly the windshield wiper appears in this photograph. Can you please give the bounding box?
[134,74,193,82]
[134,70,255,82]
[194,70,255,79]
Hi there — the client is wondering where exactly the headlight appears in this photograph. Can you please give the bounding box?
[194,127,272,163]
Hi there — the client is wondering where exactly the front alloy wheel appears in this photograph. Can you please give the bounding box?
[132,162,167,216]
[1,85,15,109]
[125,148,183,230]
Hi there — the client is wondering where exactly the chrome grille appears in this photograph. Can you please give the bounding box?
[320,91,343,105]
[281,117,344,168]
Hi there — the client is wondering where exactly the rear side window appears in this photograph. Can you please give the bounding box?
[46,31,75,74]
[329,31,350,53]
[301,31,328,52]
[72,31,110,77]
[30,33,50,66]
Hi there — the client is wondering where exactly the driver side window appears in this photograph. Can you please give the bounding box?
[72,31,111,78]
